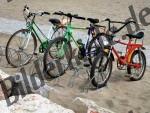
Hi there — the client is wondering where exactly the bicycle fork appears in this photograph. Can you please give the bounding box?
[102,48,112,71]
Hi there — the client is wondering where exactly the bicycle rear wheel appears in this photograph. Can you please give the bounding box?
[90,52,112,88]
[43,36,72,78]
[127,50,146,81]
[5,29,37,67]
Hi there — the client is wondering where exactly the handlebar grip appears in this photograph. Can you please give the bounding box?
[53,11,85,20]
[53,11,64,15]
[74,16,86,20]
[53,12,59,15]
[43,12,50,15]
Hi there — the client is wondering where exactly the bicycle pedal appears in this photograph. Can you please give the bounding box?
[83,59,90,67]
[47,62,55,71]
[84,63,90,67]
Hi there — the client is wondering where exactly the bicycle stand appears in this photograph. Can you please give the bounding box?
[67,66,80,88]
[67,62,99,93]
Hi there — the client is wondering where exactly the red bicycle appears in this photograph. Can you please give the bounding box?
[90,19,146,88]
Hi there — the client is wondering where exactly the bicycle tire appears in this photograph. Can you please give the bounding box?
[90,51,112,88]
[88,33,105,65]
[5,29,37,67]
[127,50,146,81]
[43,36,72,78]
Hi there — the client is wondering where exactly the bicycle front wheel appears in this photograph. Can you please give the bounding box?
[5,29,37,67]
[43,36,72,78]
[88,37,103,65]
[90,52,112,88]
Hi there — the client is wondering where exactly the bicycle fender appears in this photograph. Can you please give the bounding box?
[127,50,141,63]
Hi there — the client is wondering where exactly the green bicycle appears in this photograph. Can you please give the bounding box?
[5,5,64,67]
[43,11,106,78]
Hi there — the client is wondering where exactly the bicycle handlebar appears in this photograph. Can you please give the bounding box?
[26,12,50,18]
[42,11,50,15]
[23,5,50,19]
[103,18,136,33]
[74,15,86,20]
[104,18,136,24]
[53,11,86,20]
[35,11,50,16]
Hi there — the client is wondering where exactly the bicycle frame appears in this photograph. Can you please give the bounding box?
[63,22,97,56]
[64,23,84,47]
[110,39,143,68]
[23,19,56,52]
[26,20,50,42]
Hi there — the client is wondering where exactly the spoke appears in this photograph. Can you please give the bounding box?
[97,72,102,83]
[101,72,104,81]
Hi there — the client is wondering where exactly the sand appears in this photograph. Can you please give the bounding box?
[0,0,150,113]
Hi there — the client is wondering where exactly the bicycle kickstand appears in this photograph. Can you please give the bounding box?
[67,66,80,88]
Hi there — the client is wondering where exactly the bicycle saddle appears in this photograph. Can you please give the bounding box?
[87,18,99,24]
[126,31,144,39]
[49,18,61,25]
